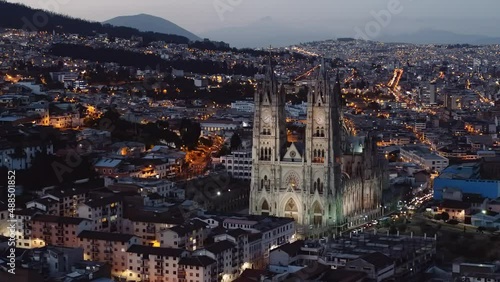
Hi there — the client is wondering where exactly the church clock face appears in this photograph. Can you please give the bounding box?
[315,111,325,124]
[262,109,271,124]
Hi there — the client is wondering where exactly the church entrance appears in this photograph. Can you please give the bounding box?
[261,200,270,216]
[284,198,299,222]
[312,201,323,226]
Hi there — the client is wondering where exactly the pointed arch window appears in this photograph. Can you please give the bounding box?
[284,198,299,221]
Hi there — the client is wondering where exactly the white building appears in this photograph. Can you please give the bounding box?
[231,101,254,113]
[200,120,241,136]
[194,240,237,282]
[220,150,252,180]
[222,217,295,259]
[400,145,449,172]
[76,196,122,232]
[0,142,54,170]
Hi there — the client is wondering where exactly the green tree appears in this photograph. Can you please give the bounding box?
[441,212,450,221]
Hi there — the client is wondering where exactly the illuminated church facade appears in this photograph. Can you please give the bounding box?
[249,60,385,232]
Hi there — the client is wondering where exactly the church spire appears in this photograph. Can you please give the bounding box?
[261,54,277,105]
[314,58,330,105]
[319,57,328,81]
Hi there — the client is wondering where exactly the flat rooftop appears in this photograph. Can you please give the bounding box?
[401,145,447,160]
[438,163,480,180]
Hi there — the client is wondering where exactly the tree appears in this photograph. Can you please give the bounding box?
[217,146,231,157]
[179,118,201,150]
[441,212,450,221]
[199,137,213,147]
[433,213,442,221]
[230,133,242,151]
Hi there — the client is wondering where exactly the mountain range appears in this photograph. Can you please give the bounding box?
[104,14,201,42]
[378,29,500,45]
[0,1,189,44]
[198,17,500,48]
[1,1,499,48]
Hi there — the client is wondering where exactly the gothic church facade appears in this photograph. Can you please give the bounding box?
[249,60,385,232]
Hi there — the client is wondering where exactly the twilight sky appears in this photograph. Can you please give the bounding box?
[8,0,500,47]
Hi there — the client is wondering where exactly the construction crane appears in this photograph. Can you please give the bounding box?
[387,68,403,90]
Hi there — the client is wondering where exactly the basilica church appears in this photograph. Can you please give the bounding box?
[249,60,386,233]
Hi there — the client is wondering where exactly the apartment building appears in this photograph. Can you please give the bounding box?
[31,215,91,248]
[194,240,237,282]
[219,150,252,180]
[0,140,54,170]
[45,187,89,217]
[159,220,209,251]
[77,196,122,232]
[125,245,188,282]
[178,256,218,282]
[122,211,183,246]
[26,197,60,216]
[77,230,140,277]
[13,208,40,248]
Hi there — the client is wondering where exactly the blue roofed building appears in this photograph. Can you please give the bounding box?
[433,163,500,200]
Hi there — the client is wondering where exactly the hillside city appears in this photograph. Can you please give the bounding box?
[0,3,500,282]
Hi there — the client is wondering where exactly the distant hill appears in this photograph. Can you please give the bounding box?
[200,17,333,48]
[379,29,500,45]
[104,14,201,42]
[0,0,189,44]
